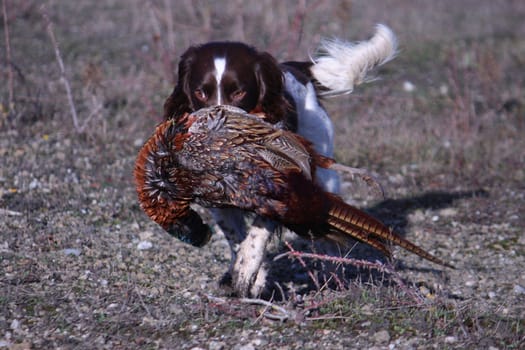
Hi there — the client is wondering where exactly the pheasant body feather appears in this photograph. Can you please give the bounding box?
[135,105,453,268]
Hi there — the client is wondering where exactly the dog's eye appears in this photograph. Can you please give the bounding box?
[194,89,207,102]
[231,90,246,102]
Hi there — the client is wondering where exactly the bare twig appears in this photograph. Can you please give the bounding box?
[204,294,291,322]
[275,246,393,273]
[2,0,14,109]
[40,4,80,132]
[383,260,425,303]
[251,297,272,325]
[281,241,321,290]
[273,281,286,302]
[239,298,290,322]
[286,0,306,57]
[134,286,153,318]
[329,162,386,199]
[78,95,103,133]
[0,208,22,216]
[276,246,425,303]
[147,2,162,45]
[306,315,354,321]
[232,0,245,42]
[162,0,175,54]
[204,294,227,304]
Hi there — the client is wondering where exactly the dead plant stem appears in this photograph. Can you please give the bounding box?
[2,0,14,109]
[40,4,80,132]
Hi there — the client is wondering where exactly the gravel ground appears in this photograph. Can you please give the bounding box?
[1,113,523,349]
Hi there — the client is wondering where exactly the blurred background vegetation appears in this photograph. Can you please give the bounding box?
[1,0,524,187]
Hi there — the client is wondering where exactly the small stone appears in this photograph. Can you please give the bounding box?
[10,319,20,331]
[410,209,425,223]
[403,81,415,92]
[56,151,66,161]
[0,241,9,251]
[439,208,457,217]
[361,304,373,315]
[361,321,372,327]
[8,342,30,350]
[444,336,457,343]
[465,280,477,287]
[63,248,81,256]
[237,344,255,350]
[439,84,449,95]
[139,231,154,240]
[137,241,153,250]
[488,291,497,299]
[134,138,144,147]
[208,341,225,350]
[373,330,390,344]
[513,284,525,295]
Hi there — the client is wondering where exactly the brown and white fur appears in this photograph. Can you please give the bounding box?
[162,24,397,296]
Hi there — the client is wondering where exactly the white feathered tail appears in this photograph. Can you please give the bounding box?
[311,24,398,96]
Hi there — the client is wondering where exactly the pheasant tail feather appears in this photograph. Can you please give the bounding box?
[327,197,454,268]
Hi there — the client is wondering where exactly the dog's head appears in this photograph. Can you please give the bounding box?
[164,42,289,124]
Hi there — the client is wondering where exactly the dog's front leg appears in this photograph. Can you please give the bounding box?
[232,217,275,297]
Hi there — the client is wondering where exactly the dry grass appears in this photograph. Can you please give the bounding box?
[1,0,524,349]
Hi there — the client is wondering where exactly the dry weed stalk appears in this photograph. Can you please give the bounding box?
[280,241,321,290]
[162,0,176,54]
[146,1,177,82]
[2,0,14,110]
[231,0,245,42]
[40,4,80,132]
[278,240,393,273]
[205,294,292,322]
[239,297,290,322]
[277,240,426,303]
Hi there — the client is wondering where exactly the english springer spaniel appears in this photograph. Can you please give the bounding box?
[162,24,397,296]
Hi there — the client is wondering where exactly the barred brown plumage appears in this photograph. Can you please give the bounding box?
[134,105,454,280]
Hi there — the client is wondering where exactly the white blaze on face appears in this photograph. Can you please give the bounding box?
[213,57,227,104]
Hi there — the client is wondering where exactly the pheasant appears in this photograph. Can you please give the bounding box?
[134,106,453,284]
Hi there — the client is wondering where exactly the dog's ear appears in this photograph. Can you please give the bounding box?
[254,52,290,124]
[163,47,197,120]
